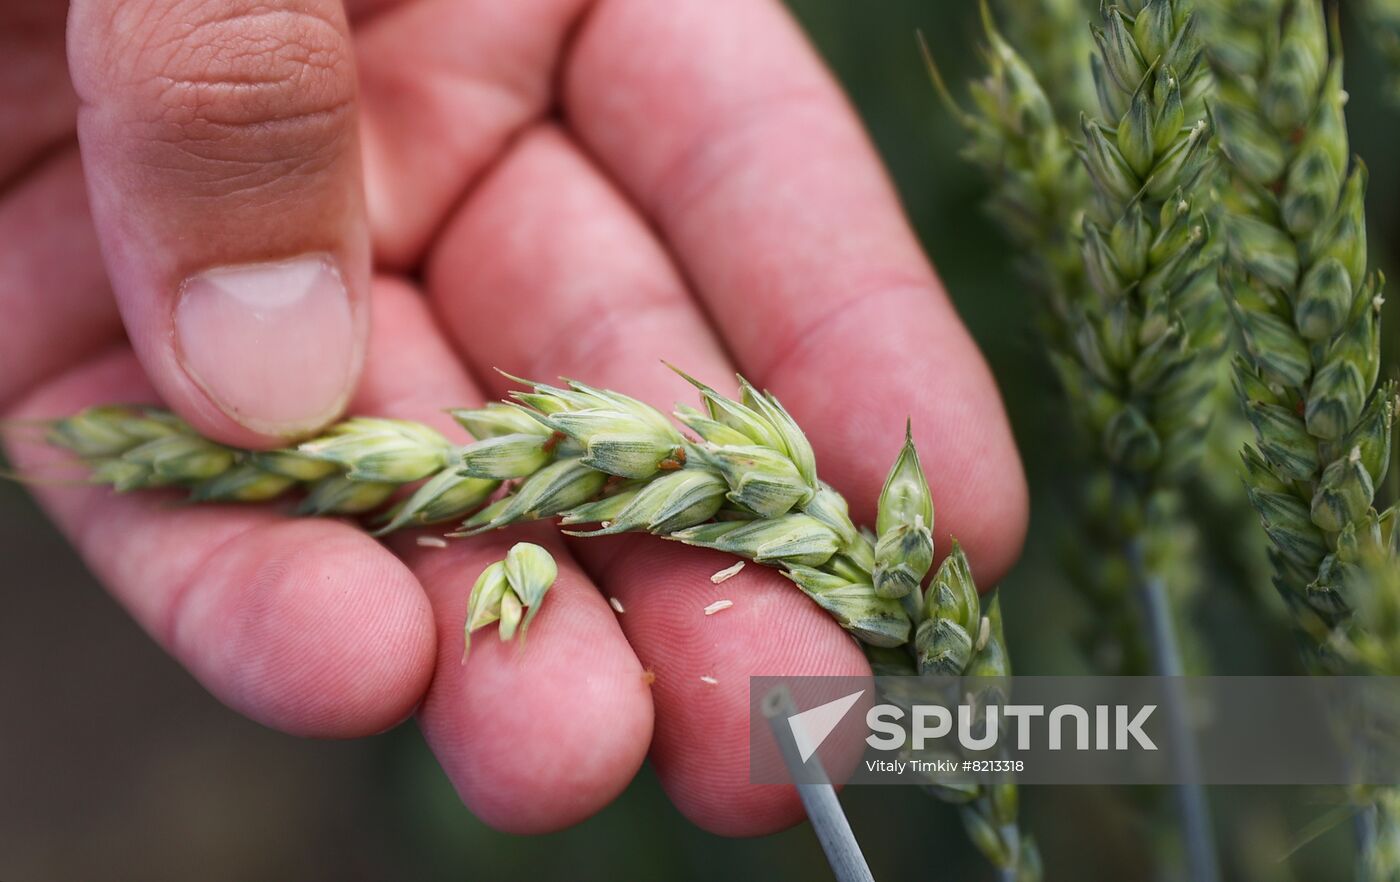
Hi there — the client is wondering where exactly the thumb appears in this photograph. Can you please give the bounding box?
[68,0,369,446]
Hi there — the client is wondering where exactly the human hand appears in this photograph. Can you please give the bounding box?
[2,0,1027,835]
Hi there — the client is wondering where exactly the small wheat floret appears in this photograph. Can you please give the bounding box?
[703,599,733,616]
[975,615,991,652]
[710,561,745,583]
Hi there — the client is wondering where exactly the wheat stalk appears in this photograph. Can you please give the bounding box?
[922,10,1144,674]
[1206,2,1400,876]
[929,2,1225,877]
[923,1,1227,669]
[37,368,1038,878]
[1069,13,1226,879]
[1208,0,1398,667]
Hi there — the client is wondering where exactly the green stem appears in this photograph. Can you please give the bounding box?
[762,687,875,882]
[1126,534,1219,882]
[1358,803,1378,882]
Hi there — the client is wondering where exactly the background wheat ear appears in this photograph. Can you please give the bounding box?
[1207,2,1400,875]
[1209,0,1398,671]
[930,4,1224,876]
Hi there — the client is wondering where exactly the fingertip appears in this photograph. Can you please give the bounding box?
[409,534,654,834]
[587,541,870,836]
[915,331,1029,589]
[659,619,869,836]
[175,520,436,738]
[946,428,1029,590]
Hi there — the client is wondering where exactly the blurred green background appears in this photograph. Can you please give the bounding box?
[5,2,1400,880]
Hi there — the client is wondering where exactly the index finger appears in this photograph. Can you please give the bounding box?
[561,0,1027,584]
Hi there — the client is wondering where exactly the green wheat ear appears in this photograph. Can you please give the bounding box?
[34,366,1033,876]
[1209,0,1398,670]
[932,2,1224,878]
[1205,1,1400,877]
[35,371,941,656]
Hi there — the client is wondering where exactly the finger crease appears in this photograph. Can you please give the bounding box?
[753,281,933,384]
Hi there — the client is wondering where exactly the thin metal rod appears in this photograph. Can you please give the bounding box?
[1127,536,1220,882]
[762,686,876,882]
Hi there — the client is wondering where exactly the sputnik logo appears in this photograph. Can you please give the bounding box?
[787,690,866,762]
